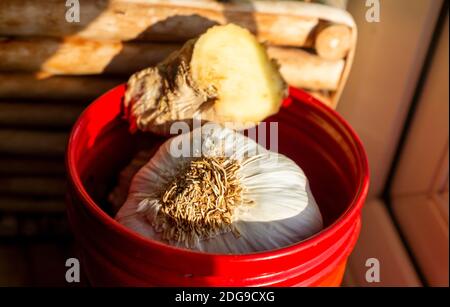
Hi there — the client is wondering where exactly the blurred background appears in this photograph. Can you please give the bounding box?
[0,0,448,286]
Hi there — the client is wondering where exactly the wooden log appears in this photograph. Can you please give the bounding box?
[0,197,65,213]
[0,0,320,47]
[0,214,18,237]
[314,24,352,60]
[0,244,29,285]
[0,74,124,100]
[305,90,333,108]
[267,46,345,90]
[18,215,70,237]
[0,38,179,75]
[25,243,76,286]
[0,158,66,175]
[0,40,345,91]
[0,130,68,156]
[0,102,84,127]
[0,177,66,197]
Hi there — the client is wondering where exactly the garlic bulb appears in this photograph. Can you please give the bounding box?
[116,125,323,254]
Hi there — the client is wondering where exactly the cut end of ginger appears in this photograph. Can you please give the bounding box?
[191,24,287,124]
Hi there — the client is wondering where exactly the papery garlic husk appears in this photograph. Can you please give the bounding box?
[108,150,154,213]
[115,125,323,254]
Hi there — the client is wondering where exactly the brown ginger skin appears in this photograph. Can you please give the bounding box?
[124,39,213,134]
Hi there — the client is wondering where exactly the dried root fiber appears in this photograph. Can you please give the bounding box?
[154,156,253,246]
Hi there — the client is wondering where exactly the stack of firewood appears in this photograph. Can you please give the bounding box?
[0,0,355,236]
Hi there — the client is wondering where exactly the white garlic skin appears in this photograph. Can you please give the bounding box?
[116,125,323,254]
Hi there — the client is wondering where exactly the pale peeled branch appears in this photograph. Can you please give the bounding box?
[124,24,287,134]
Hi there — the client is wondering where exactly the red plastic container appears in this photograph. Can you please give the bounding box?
[66,85,369,286]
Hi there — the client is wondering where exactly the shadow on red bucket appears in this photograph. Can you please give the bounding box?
[66,85,369,287]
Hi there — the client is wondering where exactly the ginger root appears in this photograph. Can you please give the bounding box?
[124,24,287,134]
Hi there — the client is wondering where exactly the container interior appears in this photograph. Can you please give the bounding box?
[72,88,361,229]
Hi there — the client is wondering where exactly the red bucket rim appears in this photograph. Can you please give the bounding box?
[66,84,370,260]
